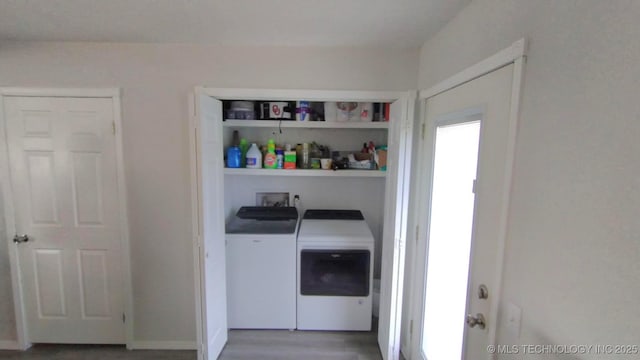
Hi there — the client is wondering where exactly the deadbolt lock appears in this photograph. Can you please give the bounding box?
[478,284,489,299]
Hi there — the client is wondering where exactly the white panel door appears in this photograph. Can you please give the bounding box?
[4,96,124,343]
[378,97,413,360]
[416,64,515,359]
[196,94,227,360]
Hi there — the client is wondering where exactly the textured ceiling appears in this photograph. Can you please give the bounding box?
[0,0,470,47]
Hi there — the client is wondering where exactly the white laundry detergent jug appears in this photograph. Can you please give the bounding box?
[246,143,262,169]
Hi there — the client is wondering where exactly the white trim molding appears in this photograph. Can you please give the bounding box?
[419,38,526,99]
[111,91,135,350]
[131,341,198,350]
[0,87,133,349]
[199,87,407,102]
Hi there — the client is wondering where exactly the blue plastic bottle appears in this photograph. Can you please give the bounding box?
[227,146,242,168]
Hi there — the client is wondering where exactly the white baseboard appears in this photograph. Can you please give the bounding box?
[131,341,197,350]
[0,340,21,350]
[0,339,195,351]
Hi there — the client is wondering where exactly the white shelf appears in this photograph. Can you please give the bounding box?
[224,168,386,178]
[223,120,389,129]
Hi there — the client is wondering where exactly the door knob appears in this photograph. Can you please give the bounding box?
[13,234,30,244]
[466,313,486,329]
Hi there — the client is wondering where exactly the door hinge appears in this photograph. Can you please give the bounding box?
[421,123,426,140]
[112,121,116,135]
[415,225,419,244]
[410,319,413,335]
[472,179,477,194]
[122,313,126,323]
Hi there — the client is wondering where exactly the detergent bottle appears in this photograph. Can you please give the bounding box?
[263,139,277,169]
[246,143,262,169]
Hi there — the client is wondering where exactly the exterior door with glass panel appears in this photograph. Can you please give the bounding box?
[417,64,515,360]
[4,96,125,343]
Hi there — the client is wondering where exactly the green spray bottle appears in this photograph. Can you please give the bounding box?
[239,138,248,168]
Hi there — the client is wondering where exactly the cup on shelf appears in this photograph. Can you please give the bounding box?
[320,158,332,170]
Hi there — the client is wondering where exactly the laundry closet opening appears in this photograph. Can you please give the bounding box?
[222,99,387,333]
[192,88,413,360]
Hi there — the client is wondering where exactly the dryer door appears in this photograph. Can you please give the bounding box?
[300,250,371,297]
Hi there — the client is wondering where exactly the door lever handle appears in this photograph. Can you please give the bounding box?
[13,234,29,244]
[466,313,486,329]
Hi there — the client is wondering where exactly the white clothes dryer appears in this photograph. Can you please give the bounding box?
[296,209,374,331]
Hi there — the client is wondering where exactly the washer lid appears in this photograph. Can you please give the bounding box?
[303,209,364,220]
[237,206,298,220]
[298,219,374,242]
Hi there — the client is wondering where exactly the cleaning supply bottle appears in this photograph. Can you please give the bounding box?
[275,148,284,169]
[226,146,241,168]
[284,144,296,169]
[246,143,262,169]
[263,139,277,169]
[239,138,248,167]
[302,143,310,169]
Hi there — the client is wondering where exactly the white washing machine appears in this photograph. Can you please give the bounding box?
[297,209,374,331]
[226,207,298,329]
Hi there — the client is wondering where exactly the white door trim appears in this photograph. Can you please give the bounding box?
[409,39,527,359]
[388,91,417,360]
[190,87,415,360]
[0,87,133,350]
[188,90,204,360]
[419,38,526,100]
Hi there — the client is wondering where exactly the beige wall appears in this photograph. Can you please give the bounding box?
[0,41,419,343]
[409,0,640,356]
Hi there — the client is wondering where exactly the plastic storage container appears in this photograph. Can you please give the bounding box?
[227,101,256,120]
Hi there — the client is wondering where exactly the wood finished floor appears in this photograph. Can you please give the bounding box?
[0,330,382,360]
[221,330,382,360]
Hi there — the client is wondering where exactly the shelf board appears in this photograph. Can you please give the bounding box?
[224,168,386,178]
[223,120,389,129]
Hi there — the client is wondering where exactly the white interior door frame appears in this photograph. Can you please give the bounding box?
[0,87,133,350]
[408,38,527,359]
[381,91,416,360]
[189,87,414,360]
[188,92,203,359]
